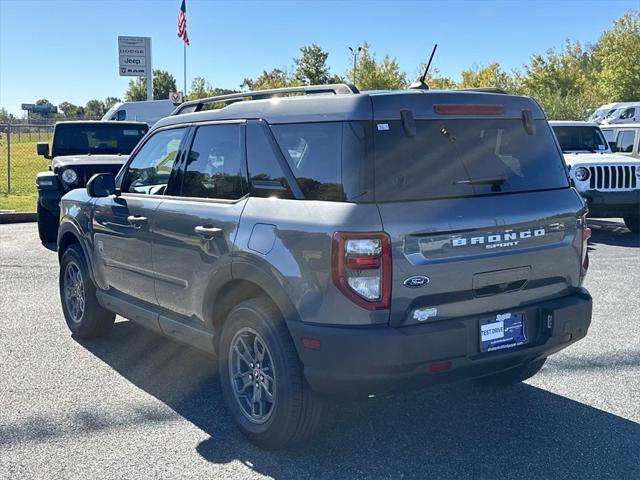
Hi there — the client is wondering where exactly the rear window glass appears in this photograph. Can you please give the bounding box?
[270,122,371,202]
[374,119,568,202]
[552,126,608,152]
[53,123,148,156]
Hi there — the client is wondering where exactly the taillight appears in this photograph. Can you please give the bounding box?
[332,232,391,310]
[579,214,591,280]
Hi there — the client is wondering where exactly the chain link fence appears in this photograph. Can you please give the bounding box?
[0,123,55,197]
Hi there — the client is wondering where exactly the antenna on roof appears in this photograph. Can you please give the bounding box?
[409,44,438,90]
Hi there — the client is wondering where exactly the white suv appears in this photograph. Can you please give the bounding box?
[550,121,640,232]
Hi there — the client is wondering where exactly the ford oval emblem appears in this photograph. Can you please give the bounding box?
[403,275,430,288]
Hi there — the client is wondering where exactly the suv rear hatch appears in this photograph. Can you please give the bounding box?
[371,92,586,327]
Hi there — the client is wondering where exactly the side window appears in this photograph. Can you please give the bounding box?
[247,123,293,199]
[122,128,186,194]
[620,108,635,120]
[115,110,126,121]
[271,122,345,201]
[181,124,245,200]
[617,131,636,153]
[601,129,614,142]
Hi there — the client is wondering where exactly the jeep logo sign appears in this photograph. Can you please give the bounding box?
[452,228,546,249]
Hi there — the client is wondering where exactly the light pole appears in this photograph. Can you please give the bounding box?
[348,46,362,87]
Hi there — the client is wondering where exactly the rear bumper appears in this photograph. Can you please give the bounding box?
[288,289,592,397]
[581,189,640,217]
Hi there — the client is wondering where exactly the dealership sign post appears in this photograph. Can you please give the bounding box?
[118,36,153,100]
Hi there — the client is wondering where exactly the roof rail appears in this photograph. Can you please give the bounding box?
[455,87,508,94]
[173,83,360,115]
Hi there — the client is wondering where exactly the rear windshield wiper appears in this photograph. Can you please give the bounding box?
[453,176,507,187]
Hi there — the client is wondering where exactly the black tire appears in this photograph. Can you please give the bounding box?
[623,214,639,234]
[59,243,115,338]
[37,202,58,243]
[218,297,324,449]
[480,358,547,386]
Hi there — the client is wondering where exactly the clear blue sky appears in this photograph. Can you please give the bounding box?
[0,0,636,115]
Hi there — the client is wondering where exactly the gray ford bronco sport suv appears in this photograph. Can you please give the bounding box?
[56,84,593,449]
[36,121,148,242]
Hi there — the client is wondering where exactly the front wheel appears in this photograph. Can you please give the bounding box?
[480,358,547,386]
[218,298,323,449]
[59,244,115,338]
[623,214,639,233]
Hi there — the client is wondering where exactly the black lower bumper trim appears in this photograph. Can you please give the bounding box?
[288,289,592,397]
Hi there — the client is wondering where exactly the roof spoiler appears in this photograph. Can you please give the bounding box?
[172,83,360,115]
[454,87,508,94]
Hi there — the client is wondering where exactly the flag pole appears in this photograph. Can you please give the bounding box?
[183,43,187,95]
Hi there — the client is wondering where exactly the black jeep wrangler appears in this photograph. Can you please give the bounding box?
[35,121,148,242]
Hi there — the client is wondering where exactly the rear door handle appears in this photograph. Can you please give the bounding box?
[127,215,148,229]
[194,225,223,238]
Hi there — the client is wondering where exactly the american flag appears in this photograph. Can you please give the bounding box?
[177,0,189,45]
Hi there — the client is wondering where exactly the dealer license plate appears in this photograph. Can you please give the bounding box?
[479,313,527,352]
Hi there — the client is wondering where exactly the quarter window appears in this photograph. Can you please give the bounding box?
[122,128,186,195]
[617,131,636,153]
[181,124,245,200]
[271,122,345,201]
[247,123,293,199]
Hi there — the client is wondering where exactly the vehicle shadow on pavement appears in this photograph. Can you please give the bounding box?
[587,219,639,248]
[77,320,639,480]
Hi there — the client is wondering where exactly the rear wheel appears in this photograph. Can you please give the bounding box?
[623,214,639,233]
[59,244,115,338]
[218,298,323,449]
[37,203,58,243]
[480,358,546,386]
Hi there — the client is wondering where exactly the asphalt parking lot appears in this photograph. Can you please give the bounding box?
[1,220,638,480]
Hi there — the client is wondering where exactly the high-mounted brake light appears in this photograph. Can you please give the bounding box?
[332,232,391,310]
[433,104,505,115]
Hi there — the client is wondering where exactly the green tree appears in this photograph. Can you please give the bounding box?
[125,69,178,101]
[517,40,602,119]
[412,65,458,90]
[0,107,14,124]
[85,99,106,118]
[347,43,407,90]
[459,62,516,91]
[58,102,85,118]
[104,96,121,109]
[189,76,211,99]
[241,69,298,91]
[294,44,331,85]
[187,76,238,101]
[595,10,640,101]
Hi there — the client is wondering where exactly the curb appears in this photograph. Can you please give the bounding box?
[0,212,37,224]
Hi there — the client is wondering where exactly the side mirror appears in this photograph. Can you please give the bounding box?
[608,141,617,152]
[87,173,116,198]
[36,142,50,158]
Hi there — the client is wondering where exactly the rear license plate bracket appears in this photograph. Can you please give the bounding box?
[479,313,527,352]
